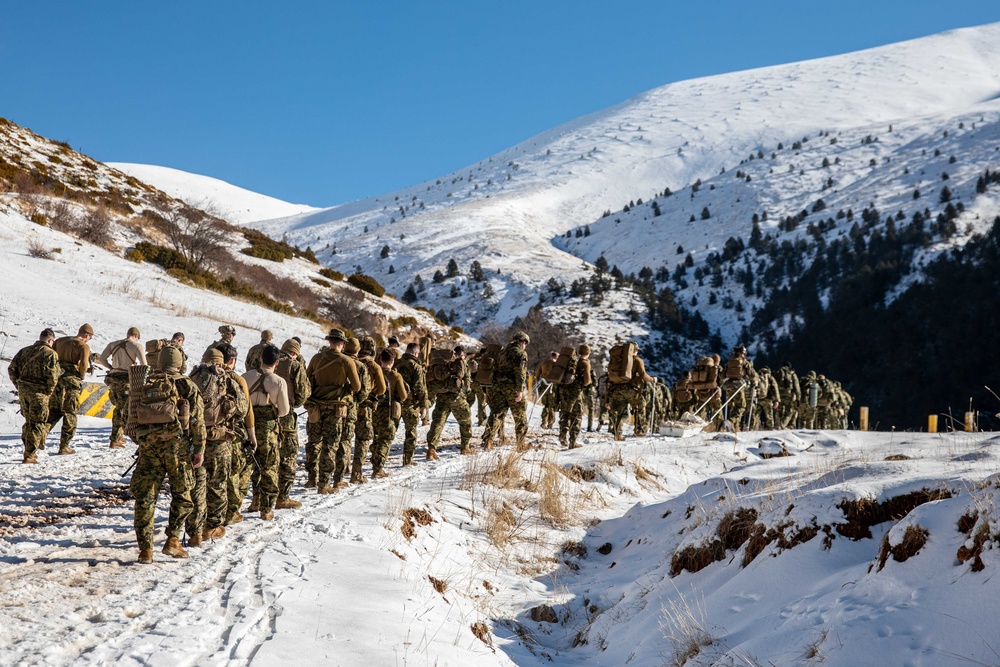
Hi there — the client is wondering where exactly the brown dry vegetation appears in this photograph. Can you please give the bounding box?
[836,489,952,540]
[876,524,929,571]
[401,507,436,541]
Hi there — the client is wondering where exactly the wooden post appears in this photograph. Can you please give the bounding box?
[965,411,975,432]
[859,406,869,431]
[928,415,938,433]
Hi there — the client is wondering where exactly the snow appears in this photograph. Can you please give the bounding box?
[107,163,319,226]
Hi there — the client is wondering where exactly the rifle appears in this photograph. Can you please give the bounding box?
[121,452,139,478]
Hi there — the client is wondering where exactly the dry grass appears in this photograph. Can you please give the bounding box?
[539,459,575,527]
[659,593,713,667]
[483,500,519,548]
[26,237,53,259]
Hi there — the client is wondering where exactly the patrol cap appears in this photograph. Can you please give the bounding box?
[359,336,376,355]
[325,328,347,342]
[344,338,360,355]
[202,348,224,365]
[219,325,236,336]
[159,345,184,370]
[281,338,301,355]
[261,330,273,342]
[78,323,95,336]
[127,326,140,338]
[388,336,400,346]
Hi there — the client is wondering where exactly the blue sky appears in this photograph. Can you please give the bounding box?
[2,1,999,207]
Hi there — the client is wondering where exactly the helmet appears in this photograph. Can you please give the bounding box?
[359,335,376,356]
[512,331,530,344]
[733,345,746,355]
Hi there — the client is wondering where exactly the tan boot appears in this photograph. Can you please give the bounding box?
[317,485,335,494]
[373,469,390,479]
[260,508,274,521]
[58,446,76,455]
[226,511,244,526]
[138,548,153,564]
[110,438,126,449]
[426,449,440,461]
[305,473,317,489]
[247,496,260,513]
[275,497,302,509]
[203,526,226,540]
[187,534,203,548]
[162,536,188,559]
[22,455,38,464]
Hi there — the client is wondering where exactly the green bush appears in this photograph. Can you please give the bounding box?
[347,273,385,298]
[241,228,318,264]
[124,248,145,263]
[311,277,332,288]
[319,267,345,282]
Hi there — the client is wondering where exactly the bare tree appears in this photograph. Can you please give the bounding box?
[322,286,385,336]
[161,206,228,271]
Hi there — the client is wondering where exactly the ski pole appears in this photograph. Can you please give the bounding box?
[708,383,747,424]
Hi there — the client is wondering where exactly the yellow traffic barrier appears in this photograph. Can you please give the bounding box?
[78,382,115,419]
[928,415,938,433]
[859,406,869,431]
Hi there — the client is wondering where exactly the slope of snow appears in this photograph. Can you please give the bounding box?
[244,22,1000,340]
[108,162,319,225]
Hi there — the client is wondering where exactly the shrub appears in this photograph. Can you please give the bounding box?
[240,228,318,264]
[26,237,53,259]
[319,267,345,282]
[347,273,385,298]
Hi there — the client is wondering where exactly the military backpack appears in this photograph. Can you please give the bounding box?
[607,342,637,384]
[190,364,241,440]
[473,344,503,387]
[544,346,578,385]
[427,349,463,393]
[691,357,718,391]
[724,358,746,381]
[134,370,189,428]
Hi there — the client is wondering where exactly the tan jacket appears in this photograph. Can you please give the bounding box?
[307,347,361,401]
[230,370,255,432]
[97,338,144,371]
[243,368,291,418]
[631,357,654,387]
[360,355,387,398]
[384,368,409,403]
[53,336,91,379]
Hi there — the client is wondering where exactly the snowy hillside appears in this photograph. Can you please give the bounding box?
[241,22,1000,351]
[108,162,318,226]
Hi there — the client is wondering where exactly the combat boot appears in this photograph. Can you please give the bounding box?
[138,548,153,564]
[110,438,126,449]
[187,534,203,548]
[162,536,188,559]
[247,496,260,513]
[373,469,390,479]
[203,526,226,540]
[459,447,473,455]
[275,497,302,509]
[22,455,38,464]
[260,508,274,521]
[349,467,365,484]
[334,481,349,490]
[426,449,440,461]
[227,511,244,525]
[305,472,317,489]
[317,484,335,494]
[58,446,76,455]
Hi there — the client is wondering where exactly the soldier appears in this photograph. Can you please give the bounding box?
[387,335,402,359]
[187,348,248,545]
[306,329,361,493]
[426,346,474,456]
[394,342,427,466]
[629,352,655,437]
[534,351,558,430]
[798,371,820,429]
[351,336,386,483]
[243,345,290,519]
[775,362,801,429]
[8,328,60,463]
[595,372,608,431]
[671,371,695,420]
[557,344,592,448]
[721,345,756,431]
[245,330,273,372]
[170,332,189,374]
[219,343,256,527]
[469,349,488,426]
[482,331,530,450]
[274,338,311,508]
[130,345,205,563]
[755,367,781,429]
[814,374,836,429]
[584,365,598,432]
[690,356,722,429]
[96,326,144,449]
[835,381,853,429]
[205,324,236,359]
[371,350,407,478]
[338,337,371,483]
[48,324,95,455]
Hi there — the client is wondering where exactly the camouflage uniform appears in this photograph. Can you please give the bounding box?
[97,336,144,447]
[50,334,92,452]
[798,372,820,429]
[721,350,756,432]
[275,345,311,501]
[584,368,598,432]
[775,364,801,429]
[629,357,654,437]
[482,337,529,449]
[755,368,781,429]
[352,337,386,482]
[557,348,591,448]
[671,374,695,420]
[469,357,487,426]
[245,331,272,372]
[306,338,361,490]
[371,367,407,475]
[245,368,290,512]
[606,381,635,440]
[596,373,608,430]
[394,353,427,465]
[426,355,473,454]
[7,339,60,461]
[130,365,206,554]
[339,339,371,482]
[225,370,254,525]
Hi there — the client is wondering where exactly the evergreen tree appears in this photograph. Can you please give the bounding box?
[380,244,390,259]
[446,258,460,277]
[402,284,417,304]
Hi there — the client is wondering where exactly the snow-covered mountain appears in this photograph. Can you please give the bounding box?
[108,162,318,225]
[235,22,1000,358]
